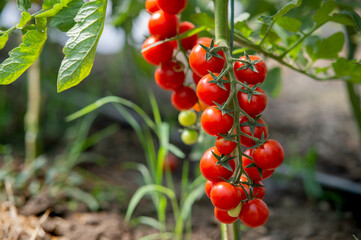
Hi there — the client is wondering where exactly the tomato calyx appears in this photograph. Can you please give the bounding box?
[238,83,264,103]
[233,53,263,73]
[207,70,231,91]
[239,115,266,137]
[213,102,234,116]
[210,150,237,172]
[199,39,225,61]
[244,160,265,179]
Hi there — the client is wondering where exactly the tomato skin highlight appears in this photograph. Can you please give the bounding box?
[210,181,242,211]
[205,180,215,198]
[189,40,225,77]
[238,86,267,118]
[148,10,179,40]
[201,106,233,136]
[145,0,159,13]
[179,21,198,50]
[197,73,231,106]
[214,207,238,224]
[157,0,187,15]
[239,199,269,228]
[171,86,198,111]
[242,149,274,181]
[200,147,235,182]
[155,61,185,91]
[253,139,284,170]
[215,136,237,155]
[239,116,268,148]
[234,55,267,85]
[142,36,173,65]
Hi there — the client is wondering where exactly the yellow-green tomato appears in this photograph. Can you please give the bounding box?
[181,129,198,145]
[178,110,197,127]
[228,202,242,217]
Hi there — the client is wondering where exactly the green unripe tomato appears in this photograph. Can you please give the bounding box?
[178,110,197,127]
[228,202,242,217]
[181,129,198,145]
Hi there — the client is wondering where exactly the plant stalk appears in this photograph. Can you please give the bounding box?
[25,59,41,165]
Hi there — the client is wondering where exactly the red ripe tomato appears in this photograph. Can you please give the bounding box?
[214,208,238,224]
[215,137,237,155]
[197,73,230,106]
[200,147,235,182]
[179,21,198,50]
[157,0,187,15]
[155,61,185,90]
[171,86,198,110]
[239,199,269,228]
[196,37,212,44]
[148,10,179,40]
[201,106,234,136]
[238,86,267,117]
[192,72,202,85]
[210,181,242,211]
[239,116,268,148]
[240,176,265,199]
[242,149,274,181]
[142,36,173,65]
[253,139,284,170]
[145,0,159,13]
[234,55,267,85]
[162,153,179,172]
[205,180,215,198]
[189,40,225,77]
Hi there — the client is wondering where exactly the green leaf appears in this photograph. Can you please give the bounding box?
[0,28,47,85]
[50,0,85,32]
[17,0,31,11]
[307,32,344,61]
[42,0,60,10]
[330,13,355,26]
[262,67,282,98]
[234,21,252,37]
[337,10,361,31]
[276,16,302,32]
[313,1,336,25]
[332,58,361,83]
[260,0,302,25]
[57,0,107,92]
[17,11,32,29]
[190,13,214,29]
[0,33,9,51]
[35,0,74,18]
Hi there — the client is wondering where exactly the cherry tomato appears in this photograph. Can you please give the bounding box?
[142,36,173,65]
[178,110,197,127]
[242,149,274,181]
[239,116,268,148]
[148,10,179,40]
[178,21,198,50]
[157,0,187,15]
[189,40,225,77]
[253,139,284,170]
[181,129,198,145]
[240,175,265,199]
[145,0,159,13]
[214,207,238,224]
[215,136,237,155]
[205,180,215,198]
[210,181,242,211]
[196,37,212,44]
[162,153,179,172]
[234,55,267,85]
[239,199,269,228]
[171,86,198,110]
[155,61,185,90]
[201,106,233,136]
[238,86,267,117]
[192,100,209,112]
[200,147,235,182]
[192,72,202,85]
[197,73,231,106]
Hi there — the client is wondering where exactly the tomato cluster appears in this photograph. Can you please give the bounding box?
[142,0,284,229]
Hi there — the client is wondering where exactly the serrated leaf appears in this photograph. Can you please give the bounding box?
[307,32,344,61]
[190,13,214,29]
[0,33,9,50]
[276,16,302,32]
[313,1,336,25]
[42,0,60,10]
[50,0,84,32]
[17,11,32,29]
[0,28,47,85]
[332,58,361,83]
[262,67,282,98]
[260,0,302,25]
[57,0,107,92]
[17,0,31,11]
[35,0,73,18]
